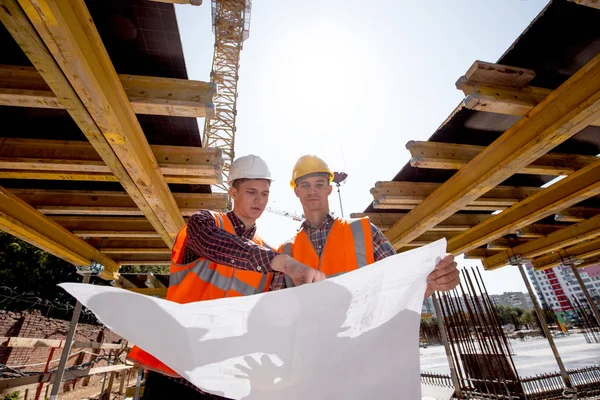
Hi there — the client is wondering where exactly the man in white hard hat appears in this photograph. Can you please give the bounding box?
[280,155,460,298]
[129,154,325,400]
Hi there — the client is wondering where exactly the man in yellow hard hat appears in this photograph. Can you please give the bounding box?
[129,154,325,400]
[280,155,460,298]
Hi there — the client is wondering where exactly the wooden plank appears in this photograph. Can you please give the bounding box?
[464,249,502,260]
[17,0,185,242]
[483,214,600,270]
[0,65,216,117]
[49,216,155,232]
[0,364,132,391]
[1,337,130,350]
[516,224,569,238]
[406,141,598,176]
[146,272,167,289]
[0,138,223,184]
[75,231,162,238]
[0,138,223,167]
[384,54,600,250]
[460,61,536,88]
[554,207,600,222]
[0,0,174,247]
[568,0,600,10]
[462,84,553,116]
[0,187,118,279]
[531,237,600,271]
[127,287,168,297]
[102,248,171,254]
[115,253,171,264]
[447,158,600,255]
[0,170,219,184]
[350,212,493,231]
[9,189,228,215]
[486,238,533,251]
[150,0,202,5]
[372,182,541,211]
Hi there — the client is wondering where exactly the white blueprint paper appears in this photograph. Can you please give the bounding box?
[60,239,446,400]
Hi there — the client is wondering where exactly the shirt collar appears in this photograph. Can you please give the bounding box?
[227,211,257,238]
[301,213,335,231]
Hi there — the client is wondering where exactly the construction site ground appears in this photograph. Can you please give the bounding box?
[421,332,600,376]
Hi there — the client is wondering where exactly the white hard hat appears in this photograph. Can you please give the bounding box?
[227,155,272,186]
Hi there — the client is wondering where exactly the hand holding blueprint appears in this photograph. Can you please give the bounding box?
[60,239,447,399]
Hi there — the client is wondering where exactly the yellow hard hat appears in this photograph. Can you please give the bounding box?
[290,155,334,189]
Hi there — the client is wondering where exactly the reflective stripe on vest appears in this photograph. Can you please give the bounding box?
[281,218,374,288]
[128,212,272,377]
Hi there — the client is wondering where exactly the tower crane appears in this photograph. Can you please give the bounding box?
[266,207,303,222]
[203,0,252,193]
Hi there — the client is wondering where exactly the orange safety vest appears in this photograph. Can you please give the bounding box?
[127,211,273,377]
[278,217,375,287]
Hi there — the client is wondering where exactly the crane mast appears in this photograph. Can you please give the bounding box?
[204,0,252,193]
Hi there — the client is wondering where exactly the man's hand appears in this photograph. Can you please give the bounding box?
[270,254,326,286]
[424,254,459,299]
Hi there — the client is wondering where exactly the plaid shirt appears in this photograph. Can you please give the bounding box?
[184,210,283,288]
[273,214,397,290]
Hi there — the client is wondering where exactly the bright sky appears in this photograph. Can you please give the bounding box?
[175,0,550,295]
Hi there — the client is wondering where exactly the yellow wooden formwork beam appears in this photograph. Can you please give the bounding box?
[350,212,493,232]
[531,237,600,271]
[447,158,600,255]
[483,214,600,270]
[8,189,228,216]
[0,187,118,280]
[516,224,568,238]
[14,0,186,243]
[460,61,536,88]
[384,54,600,250]
[145,272,167,289]
[464,249,502,260]
[554,207,600,222]
[0,138,223,185]
[568,0,600,10]
[0,0,175,246]
[373,182,541,212]
[127,287,168,297]
[406,141,599,176]
[0,65,216,117]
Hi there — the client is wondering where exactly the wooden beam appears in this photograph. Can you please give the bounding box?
[568,0,600,10]
[350,212,493,232]
[460,61,536,88]
[145,272,167,289]
[117,260,170,266]
[0,337,130,349]
[0,139,223,167]
[9,189,228,215]
[464,249,502,260]
[459,80,552,116]
[0,187,118,279]
[0,0,175,246]
[127,287,167,297]
[49,216,154,232]
[516,224,568,238]
[531,237,600,271]
[372,182,541,211]
[384,54,600,250]
[486,238,533,251]
[115,254,171,264]
[102,248,171,255]
[554,206,600,222]
[0,364,132,391]
[75,231,162,238]
[483,214,600,270]
[84,238,167,249]
[406,141,598,176]
[0,65,216,117]
[16,0,185,242]
[447,158,600,255]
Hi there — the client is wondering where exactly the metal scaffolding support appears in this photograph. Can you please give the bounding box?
[203,0,251,193]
